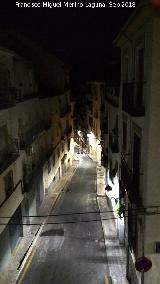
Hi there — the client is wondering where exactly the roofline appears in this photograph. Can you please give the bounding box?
[113,0,151,46]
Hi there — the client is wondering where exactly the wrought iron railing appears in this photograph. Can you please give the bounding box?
[121,153,142,205]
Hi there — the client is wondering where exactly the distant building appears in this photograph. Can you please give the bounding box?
[100,63,121,239]
[85,81,105,162]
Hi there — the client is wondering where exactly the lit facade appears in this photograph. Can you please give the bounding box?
[114,1,160,283]
[86,81,105,162]
[0,46,74,271]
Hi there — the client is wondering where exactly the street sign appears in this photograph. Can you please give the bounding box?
[135,256,152,272]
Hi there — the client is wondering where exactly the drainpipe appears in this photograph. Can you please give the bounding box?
[141,210,146,284]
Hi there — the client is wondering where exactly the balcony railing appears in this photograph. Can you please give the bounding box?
[128,204,138,256]
[19,122,44,149]
[105,85,119,107]
[122,82,145,116]
[121,154,133,194]
[0,143,19,174]
[0,87,17,109]
[121,154,142,205]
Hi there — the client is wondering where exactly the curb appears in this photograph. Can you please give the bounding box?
[15,186,63,284]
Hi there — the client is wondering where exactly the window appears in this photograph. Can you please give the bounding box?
[4,170,14,198]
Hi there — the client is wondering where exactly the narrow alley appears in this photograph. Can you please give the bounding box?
[14,154,128,284]
[19,155,109,284]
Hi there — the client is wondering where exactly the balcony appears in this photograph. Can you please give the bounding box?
[122,82,145,116]
[0,87,17,110]
[105,85,119,107]
[109,134,119,153]
[19,122,44,149]
[121,154,142,205]
[121,154,133,194]
[0,143,19,174]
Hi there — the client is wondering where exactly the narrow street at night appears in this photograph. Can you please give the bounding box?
[20,155,109,284]
[1,2,160,283]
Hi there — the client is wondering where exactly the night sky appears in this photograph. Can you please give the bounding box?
[0,1,140,83]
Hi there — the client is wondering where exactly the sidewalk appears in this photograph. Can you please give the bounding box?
[0,164,77,284]
[96,165,128,284]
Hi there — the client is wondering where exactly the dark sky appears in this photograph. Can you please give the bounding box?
[0,1,139,82]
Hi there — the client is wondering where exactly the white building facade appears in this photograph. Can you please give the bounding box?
[114,1,160,283]
[0,45,74,271]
